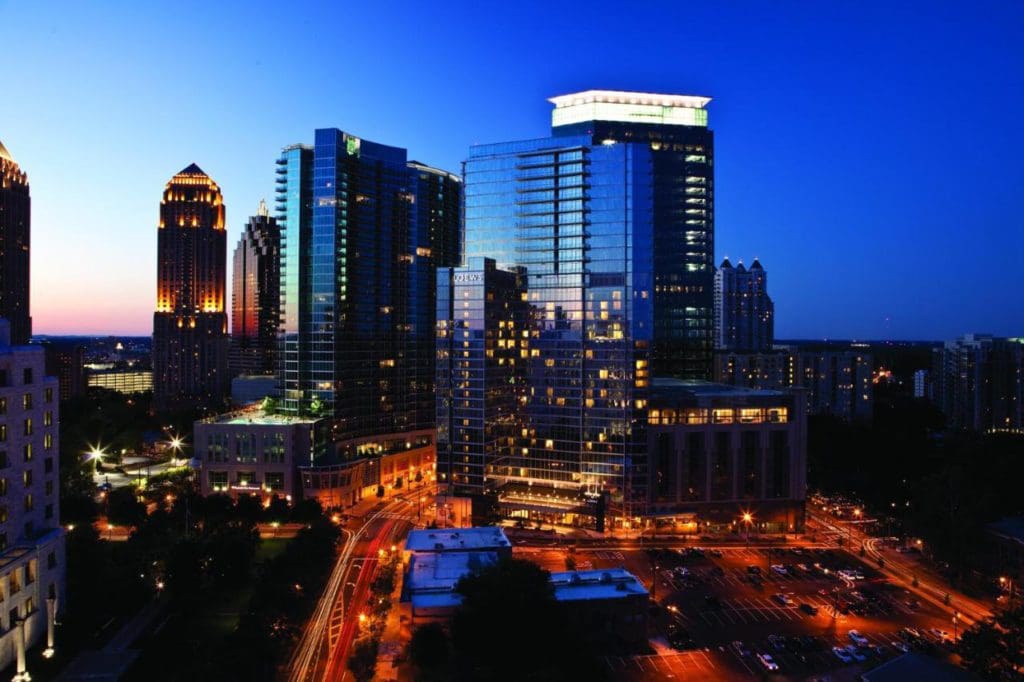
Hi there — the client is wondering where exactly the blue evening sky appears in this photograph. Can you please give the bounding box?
[2,0,1021,338]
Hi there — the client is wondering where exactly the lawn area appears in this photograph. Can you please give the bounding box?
[122,536,290,680]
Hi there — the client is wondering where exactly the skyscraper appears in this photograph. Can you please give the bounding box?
[0,139,32,345]
[152,164,229,410]
[276,130,461,442]
[230,199,280,378]
[436,257,527,495]
[714,257,774,351]
[459,90,715,518]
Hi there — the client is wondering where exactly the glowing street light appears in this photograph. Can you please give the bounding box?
[741,511,754,547]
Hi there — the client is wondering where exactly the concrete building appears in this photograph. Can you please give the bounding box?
[400,528,647,643]
[932,334,1023,433]
[913,369,928,399]
[714,258,773,352]
[0,319,64,676]
[152,164,229,411]
[715,348,873,421]
[645,380,807,532]
[85,365,153,394]
[298,430,436,511]
[194,407,326,501]
[0,140,32,345]
[42,341,86,401]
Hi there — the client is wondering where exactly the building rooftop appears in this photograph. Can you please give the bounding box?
[549,90,711,129]
[651,377,787,398]
[0,139,12,162]
[407,550,499,593]
[200,407,321,427]
[550,568,648,602]
[405,527,511,553]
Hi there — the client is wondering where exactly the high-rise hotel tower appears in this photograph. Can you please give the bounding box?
[276,131,461,441]
[0,140,32,345]
[458,90,715,516]
[153,164,229,410]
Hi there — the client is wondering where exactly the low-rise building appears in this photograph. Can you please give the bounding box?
[646,379,807,533]
[194,408,326,501]
[85,364,153,394]
[400,527,647,644]
[299,429,436,510]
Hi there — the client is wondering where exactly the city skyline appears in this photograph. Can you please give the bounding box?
[3,1,1022,340]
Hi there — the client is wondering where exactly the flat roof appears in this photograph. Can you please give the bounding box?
[860,652,978,682]
[405,527,511,553]
[651,377,788,398]
[549,568,649,602]
[200,408,321,426]
[406,550,499,593]
[549,90,711,110]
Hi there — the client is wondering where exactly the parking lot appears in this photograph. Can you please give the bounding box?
[514,543,960,679]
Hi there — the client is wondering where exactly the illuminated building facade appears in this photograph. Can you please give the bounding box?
[194,407,326,501]
[230,200,280,377]
[0,140,32,345]
[85,366,153,394]
[461,90,714,524]
[646,380,806,532]
[714,257,773,351]
[0,319,64,674]
[436,258,528,495]
[152,164,229,410]
[932,334,1024,432]
[275,131,461,441]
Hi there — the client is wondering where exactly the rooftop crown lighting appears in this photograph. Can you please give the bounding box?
[549,89,711,129]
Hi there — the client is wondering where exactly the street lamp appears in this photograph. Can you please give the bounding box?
[742,512,753,548]
[1000,576,1015,607]
[848,508,862,547]
[953,611,960,643]
[85,445,107,475]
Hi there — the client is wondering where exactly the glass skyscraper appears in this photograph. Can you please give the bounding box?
[275,130,461,443]
[230,199,280,377]
[461,90,715,521]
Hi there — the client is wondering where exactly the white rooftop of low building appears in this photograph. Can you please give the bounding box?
[406,550,499,593]
[405,527,511,553]
[549,568,649,602]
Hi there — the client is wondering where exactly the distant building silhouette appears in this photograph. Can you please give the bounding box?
[932,334,1023,432]
[152,164,228,410]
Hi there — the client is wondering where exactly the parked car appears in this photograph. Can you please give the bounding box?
[773,593,793,606]
[747,565,762,574]
[800,603,819,615]
[757,653,780,672]
[771,564,788,576]
[848,630,869,647]
[731,641,750,657]
[832,646,854,663]
[891,640,910,653]
[708,549,723,558]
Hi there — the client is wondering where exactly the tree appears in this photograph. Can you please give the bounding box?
[409,623,450,680]
[106,487,146,528]
[348,636,379,682]
[959,606,1024,679]
[450,557,597,680]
